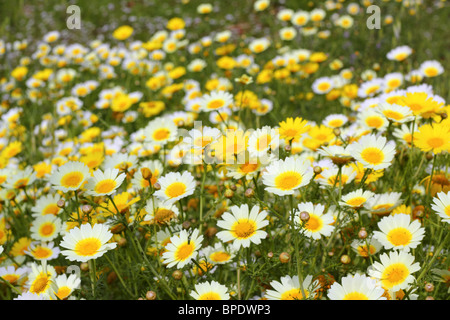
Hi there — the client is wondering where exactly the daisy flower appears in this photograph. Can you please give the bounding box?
[373,214,425,251]
[357,108,389,132]
[292,202,335,240]
[376,102,415,123]
[154,171,196,204]
[199,90,233,112]
[49,161,90,192]
[386,45,412,61]
[347,134,396,170]
[340,189,375,209]
[327,273,386,300]
[414,123,450,154]
[322,114,348,128]
[85,167,126,196]
[247,126,280,158]
[59,223,117,262]
[4,167,37,190]
[54,273,81,300]
[351,238,383,258]
[144,116,179,147]
[144,198,180,225]
[262,156,314,196]
[30,215,62,242]
[190,280,230,300]
[26,260,58,299]
[216,204,269,249]
[31,193,63,218]
[0,265,28,286]
[200,242,236,265]
[312,77,334,94]
[364,192,403,216]
[317,145,353,166]
[291,10,309,26]
[431,191,450,224]
[161,228,203,269]
[419,60,444,78]
[265,275,318,300]
[25,241,60,260]
[248,38,270,54]
[368,250,420,292]
[316,165,357,189]
[102,153,138,172]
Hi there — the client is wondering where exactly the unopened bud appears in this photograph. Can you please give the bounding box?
[244,188,255,198]
[358,227,368,239]
[267,252,274,258]
[313,166,322,175]
[224,188,234,199]
[146,291,157,300]
[425,296,434,300]
[82,204,93,214]
[57,199,66,208]
[141,167,152,180]
[340,255,351,264]
[153,182,161,191]
[172,270,183,280]
[424,283,434,292]
[300,211,310,222]
[426,152,434,161]
[118,237,127,247]
[333,128,341,136]
[80,262,89,272]
[279,252,290,263]
[182,220,191,230]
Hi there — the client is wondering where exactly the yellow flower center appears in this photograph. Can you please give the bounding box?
[94,179,117,194]
[381,263,409,289]
[198,292,222,300]
[256,135,271,151]
[39,223,55,237]
[318,82,331,92]
[165,182,186,199]
[360,147,384,165]
[43,204,60,215]
[56,286,72,300]
[207,99,225,110]
[346,197,366,207]
[2,274,20,284]
[75,238,102,256]
[343,292,369,300]
[281,288,308,300]
[394,52,408,61]
[304,214,322,232]
[153,128,171,141]
[365,116,384,128]
[30,273,50,294]
[32,247,53,259]
[424,67,438,77]
[239,163,259,174]
[175,241,195,261]
[427,137,444,149]
[210,251,231,263]
[61,171,84,189]
[328,119,344,127]
[274,171,302,190]
[383,110,404,121]
[357,244,377,257]
[387,227,412,246]
[232,219,256,239]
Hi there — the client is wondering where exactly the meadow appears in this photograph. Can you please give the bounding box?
[0,0,449,301]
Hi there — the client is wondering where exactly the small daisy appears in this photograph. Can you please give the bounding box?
[85,168,126,196]
[292,202,335,240]
[327,273,386,300]
[199,90,233,112]
[265,275,318,300]
[351,238,383,258]
[200,242,236,265]
[364,192,403,216]
[386,45,412,62]
[49,161,90,193]
[0,265,28,286]
[31,193,63,218]
[190,280,230,300]
[59,223,117,262]
[312,77,334,94]
[154,171,196,204]
[262,156,314,196]
[216,204,269,249]
[317,145,353,166]
[357,108,389,132]
[144,198,179,225]
[102,153,138,172]
[376,102,415,123]
[431,191,450,223]
[347,134,396,170]
[26,261,58,299]
[30,215,62,242]
[25,241,60,261]
[340,189,375,209]
[322,114,348,128]
[161,228,204,269]
[144,116,179,147]
[247,126,280,158]
[54,273,81,300]
[419,60,444,78]
[373,214,425,251]
[368,250,420,292]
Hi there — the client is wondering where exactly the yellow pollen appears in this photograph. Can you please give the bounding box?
[343,292,369,300]
[304,214,322,232]
[75,238,102,256]
[346,197,366,207]
[207,99,225,110]
[281,288,307,300]
[30,274,50,294]
[165,182,186,199]
[366,116,383,128]
[175,242,195,261]
[61,171,84,188]
[387,227,412,246]
[210,251,231,263]
[232,220,256,239]
[153,128,171,141]
[39,223,55,236]
[56,286,72,300]
[94,179,117,194]
[361,147,384,165]
[198,292,222,300]
[427,137,444,149]
[381,263,409,289]
[43,204,60,215]
[275,171,302,190]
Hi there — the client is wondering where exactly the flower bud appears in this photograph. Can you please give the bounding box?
[313,166,322,175]
[424,283,434,292]
[172,270,183,280]
[279,252,290,263]
[358,227,368,239]
[57,199,65,208]
[244,188,255,198]
[141,167,152,180]
[340,255,351,264]
[299,211,310,222]
[146,291,157,300]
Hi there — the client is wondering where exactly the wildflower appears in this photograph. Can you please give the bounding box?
[49,161,90,192]
[347,134,396,170]
[327,273,386,300]
[292,202,335,240]
[190,281,230,300]
[162,228,203,268]
[265,275,318,300]
[85,168,126,196]
[154,171,196,204]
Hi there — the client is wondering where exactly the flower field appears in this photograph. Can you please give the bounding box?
[0,0,449,301]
